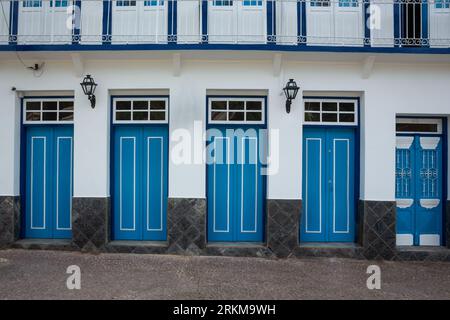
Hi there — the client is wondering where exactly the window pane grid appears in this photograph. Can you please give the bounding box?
[114,98,168,123]
[209,98,264,124]
[24,99,74,123]
[304,100,357,125]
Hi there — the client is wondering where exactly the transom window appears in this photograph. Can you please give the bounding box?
[23,98,74,124]
[396,118,443,134]
[113,97,168,124]
[208,97,265,124]
[304,99,358,125]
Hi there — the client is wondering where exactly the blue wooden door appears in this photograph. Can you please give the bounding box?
[25,125,73,239]
[301,128,356,242]
[396,136,443,246]
[207,127,265,242]
[113,125,168,241]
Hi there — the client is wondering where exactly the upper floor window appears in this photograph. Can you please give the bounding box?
[113,97,168,124]
[213,0,233,6]
[51,1,69,7]
[23,0,69,8]
[144,0,165,6]
[435,0,450,9]
[23,1,42,8]
[116,1,137,6]
[304,99,358,125]
[339,0,358,7]
[243,0,263,6]
[208,97,265,125]
[310,0,330,7]
[23,98,74,124]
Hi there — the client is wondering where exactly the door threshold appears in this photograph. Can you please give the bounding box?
[299,242,361,249]
[207,242,266,248]
[12,238,75,251]
[396,246,449,253]
[15,238,71,246]
[108,240,168,247]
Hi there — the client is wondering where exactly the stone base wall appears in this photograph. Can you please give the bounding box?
[266,200,301,258]
[72,197,110,253]
[2,196,450,261]
[168,198,206,255]
[359,201,397,260]
[0,196,20,248]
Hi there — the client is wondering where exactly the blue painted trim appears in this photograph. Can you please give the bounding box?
[422,2,428,41]
[394,0,400,47]
[19,97,26,238]
[364,1,370,47]
[168,0,177,42]
[72,1,82,45]
[102,0,112,44]
[442,118,448,246]
[301,96,361,243]
[297,0,306,44]
[109,95,170,241]
[266,0,276,43]
[205,94,268,243]
[202,0,208,43]
[19,95,75,239]
[3,42,450,54]
[396,116,448,246]
[9,1,18,45]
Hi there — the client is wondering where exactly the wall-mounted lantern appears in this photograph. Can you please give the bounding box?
[80,75,97,108]
[283,79,299,114]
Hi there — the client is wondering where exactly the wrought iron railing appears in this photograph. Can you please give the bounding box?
[0,0,449,48]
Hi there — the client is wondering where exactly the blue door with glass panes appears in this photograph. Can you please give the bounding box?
[301,127,356,242]
[207,127,265,242]
[24,125,73,239]
[112,125,168,241]
[395,135,443,246]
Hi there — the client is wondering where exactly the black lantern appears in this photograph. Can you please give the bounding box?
[283,79,299,113]
[80,75,97,108]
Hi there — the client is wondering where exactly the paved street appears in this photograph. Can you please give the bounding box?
[0,249,449,300]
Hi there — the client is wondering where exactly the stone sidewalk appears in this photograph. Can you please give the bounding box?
[0,249,449,300]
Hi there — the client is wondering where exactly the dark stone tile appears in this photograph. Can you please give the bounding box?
[167,198,206,254]
[360,200,398,260]
[72,197,110,253]
[0,196,20,248]
[266,199,301,258]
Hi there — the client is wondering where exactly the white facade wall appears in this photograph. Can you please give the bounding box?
[0,55,449,202]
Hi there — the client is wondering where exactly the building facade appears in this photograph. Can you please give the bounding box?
[0,0,449,260]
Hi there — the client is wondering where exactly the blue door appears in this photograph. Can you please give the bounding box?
[112,125,168,241]
[301,127,356,242]
[207,127,265,242]
[396,135,443,246]
[24,126,73,239]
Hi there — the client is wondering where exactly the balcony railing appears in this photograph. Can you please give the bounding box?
[0,0,449,49]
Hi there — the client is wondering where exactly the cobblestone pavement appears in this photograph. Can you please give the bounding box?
[0,249,449,300]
